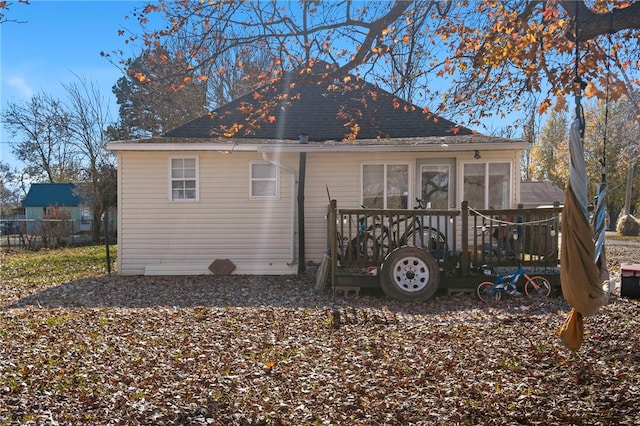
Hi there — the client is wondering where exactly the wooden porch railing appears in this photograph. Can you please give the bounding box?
[328,200,561,286]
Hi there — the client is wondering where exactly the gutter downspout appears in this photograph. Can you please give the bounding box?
[262,152,297,266]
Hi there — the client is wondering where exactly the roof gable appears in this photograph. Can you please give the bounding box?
[165,73,474,141]
[22,183,84,208]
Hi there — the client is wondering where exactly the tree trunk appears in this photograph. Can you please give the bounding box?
[624,162,634,216]
[92,209,102,243]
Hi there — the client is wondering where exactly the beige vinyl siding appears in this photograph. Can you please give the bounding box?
[303,150,523,263]
[117,151,296,275]
[303,151,417,263]
[302,152,365,263]
[116,148,524,275]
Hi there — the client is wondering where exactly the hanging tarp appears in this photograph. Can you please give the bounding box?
[557,118,608,352]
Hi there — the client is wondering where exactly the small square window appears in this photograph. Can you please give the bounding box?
[170,157,199,201]
[251,163,278,198]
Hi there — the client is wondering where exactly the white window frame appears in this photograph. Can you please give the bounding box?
[417,159,455,209]
[169,156,199,202]
[462,161,512,209]
[80,207,91,224]
[361,162,411,209]
[250,161,279,199]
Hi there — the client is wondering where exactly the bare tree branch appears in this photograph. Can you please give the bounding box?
[116,0,640,129]
[0,0,30,24]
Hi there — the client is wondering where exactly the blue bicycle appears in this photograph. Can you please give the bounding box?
[476,264,552,302]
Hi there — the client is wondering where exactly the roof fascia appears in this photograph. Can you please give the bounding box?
[258,141,529,153]
[108,140,528,153]
[106,142,260,152]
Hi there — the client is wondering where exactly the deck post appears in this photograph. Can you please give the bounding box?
[461,201,470,276]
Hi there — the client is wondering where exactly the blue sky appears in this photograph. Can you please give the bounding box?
[1,0,140,168]
[1,1,531,172]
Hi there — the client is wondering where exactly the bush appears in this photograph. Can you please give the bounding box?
[616,214,640,236]
[41,208,73,248]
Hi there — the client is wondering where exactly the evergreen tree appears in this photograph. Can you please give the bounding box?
[111,47,207,139]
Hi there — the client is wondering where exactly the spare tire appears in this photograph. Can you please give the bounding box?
[380,246,440,301]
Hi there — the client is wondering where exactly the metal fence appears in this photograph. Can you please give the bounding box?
[0,218,116,250]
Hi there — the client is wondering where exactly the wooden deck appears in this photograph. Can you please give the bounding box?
[327,200,562,299]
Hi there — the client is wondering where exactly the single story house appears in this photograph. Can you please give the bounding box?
[108,65,529,276]
[520,181,565,208]
[21,183,92,234]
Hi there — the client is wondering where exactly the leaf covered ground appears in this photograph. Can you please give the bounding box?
[1,244,640,425]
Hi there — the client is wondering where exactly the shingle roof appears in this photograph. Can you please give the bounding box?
[164,72,475,141]
[520,181,565,206]
[22,183,84,207]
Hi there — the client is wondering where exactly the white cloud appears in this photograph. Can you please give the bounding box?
[7,76,34,99]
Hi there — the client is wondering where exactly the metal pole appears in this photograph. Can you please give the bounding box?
[102,212,111,276]
[297,134,308,274]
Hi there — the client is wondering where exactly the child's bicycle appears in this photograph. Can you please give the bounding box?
[476,264,552,302]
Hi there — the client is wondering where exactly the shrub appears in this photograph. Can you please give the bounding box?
[41,208,73,248]
[616,214,640,236]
